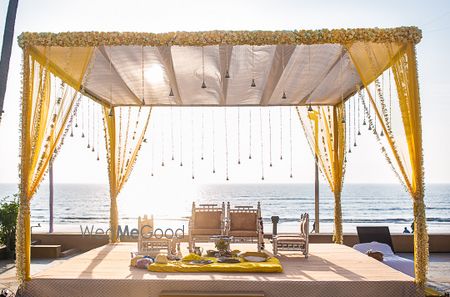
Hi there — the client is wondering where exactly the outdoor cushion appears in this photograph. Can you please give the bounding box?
[194,211,222,229]
[230,212,257,231]
[191,228,222,236]
[229,230,258,237]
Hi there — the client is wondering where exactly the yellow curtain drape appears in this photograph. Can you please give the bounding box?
[16,53,86,283]
[347,42,428,287]
[296,104,346,244]
[16,48,93,283]
[103,106,152,243]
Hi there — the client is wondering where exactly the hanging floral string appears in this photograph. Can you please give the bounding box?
[269,109,273,167]
[201,110,204,160]
[151,120,155,176]
[348,98,351,153]
[249,109,252,159]
[87,97,91,149]
[251,46,256,87]
[357,87,362,135]
[360,94,406,191]
[171,106,174,161]
[289,107,293,178]
[237,107,241,164]
[224,107,229,181]
[191,108,195,179]
[91,100,95,152]
[259,107,264,180]
[81,97,85,138]
[161,108,165,166]
[353,95,357,147]
[212,109,216,174]
[388,68,392,134]
[279,106,283,160]
[179,108,183,167]
[96,105,100,161]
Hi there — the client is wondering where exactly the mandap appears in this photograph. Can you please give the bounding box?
[15,27,427,288]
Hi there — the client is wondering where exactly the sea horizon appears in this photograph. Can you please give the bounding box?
[1,182,449,235]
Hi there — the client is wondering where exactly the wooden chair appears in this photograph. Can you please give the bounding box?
[226,202,264,252]
[272,213,309,257]
[138,215,171,256]
[188,202,226,252]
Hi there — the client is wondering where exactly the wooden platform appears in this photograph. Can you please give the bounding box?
[20,242,418,297]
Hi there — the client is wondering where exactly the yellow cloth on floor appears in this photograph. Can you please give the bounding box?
[148,256,283,273]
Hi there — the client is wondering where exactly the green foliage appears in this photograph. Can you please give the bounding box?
[0,195,19,258]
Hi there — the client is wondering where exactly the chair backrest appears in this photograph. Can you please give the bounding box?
[138,215,154,238]
[300,213,309,236]
[228,202,261,232]
[356,226,394,252]
[192,202,225,230]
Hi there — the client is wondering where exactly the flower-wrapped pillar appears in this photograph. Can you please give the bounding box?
[16,49,84,282]
[296,104,346,244]
[103,106,152,243]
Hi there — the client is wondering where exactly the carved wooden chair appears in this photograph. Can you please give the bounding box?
[272,213,309,257]
[188,202,226,252]
[138,215,171,256]
[226,202,264,252]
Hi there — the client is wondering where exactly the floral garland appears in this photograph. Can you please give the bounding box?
[18,27,422,48]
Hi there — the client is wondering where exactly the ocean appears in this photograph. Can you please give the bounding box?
[0,183,449,234]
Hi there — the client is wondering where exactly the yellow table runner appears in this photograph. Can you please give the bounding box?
[147,256,283,273]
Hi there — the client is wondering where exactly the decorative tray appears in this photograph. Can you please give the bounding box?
[239,252,270,262]
[217,257,241,263]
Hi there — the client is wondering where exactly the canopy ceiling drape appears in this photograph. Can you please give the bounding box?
[15,27,427,290]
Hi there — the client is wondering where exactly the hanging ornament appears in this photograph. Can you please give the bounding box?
[179,108,183,167]
[75,108,78,128]
[268,109,273,167]
[70,121,74,137]
[249,109,252,159]
[340,48,345,124]
[279,106,283,160]
[308,104,313,112]
[281,46,287,100]
[357,88,362,135]
[348,99,352,153]
[201,47,207,89]
[237,107,241,165]
[212,109,216,174]
[251,46,256,87]
[225,46,231,79]
[225,107,229,181]
[289,107,293,178]
[81,98,85,138]
[259,108,264,180]
[169,87,174,97]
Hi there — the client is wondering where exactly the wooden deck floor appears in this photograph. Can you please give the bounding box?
[16,242,418,297]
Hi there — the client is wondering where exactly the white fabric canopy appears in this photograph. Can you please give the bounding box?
[80,44,362,106]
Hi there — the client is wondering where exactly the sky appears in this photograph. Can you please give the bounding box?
[0,0,449,189]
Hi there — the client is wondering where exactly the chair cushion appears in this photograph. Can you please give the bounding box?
[194,211,222,229]
[191,228,223,236]
[275,235,307,243]
[230,212,257,231]
[229,230,258,237]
